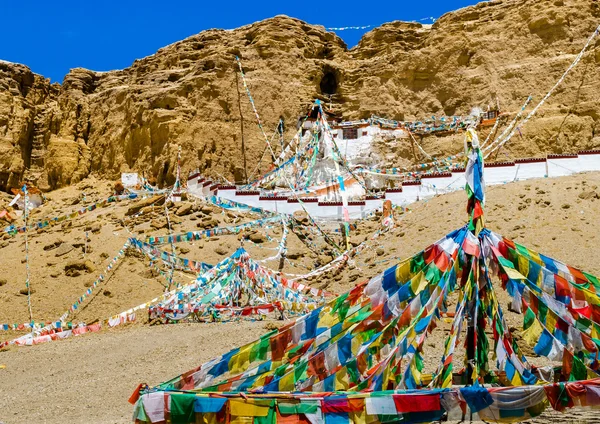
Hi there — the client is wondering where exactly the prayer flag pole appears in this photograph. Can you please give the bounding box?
[463,127,485,386]
[235,65,249,184]
[23,185,34,333]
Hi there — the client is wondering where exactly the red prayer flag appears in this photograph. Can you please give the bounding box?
[393,393,441,413]
[270,330,292,361]
[555,274,571,300]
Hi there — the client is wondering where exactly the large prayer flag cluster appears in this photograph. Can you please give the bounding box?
[132,134,600,422]
[148,247,325,322]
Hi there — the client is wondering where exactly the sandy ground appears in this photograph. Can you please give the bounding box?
[2,172,600,423]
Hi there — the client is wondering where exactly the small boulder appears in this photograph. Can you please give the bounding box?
[286,249,304,260]
[0,278,7,286]
[214,245,229,256]
[64,260,95,274]
[55,244,74,257]
[43,239,63,251]
[578,191,599,200]
[347,271,361,282]
[175,203,194,216]
[151,218,168,230]
[126,195,165,216]
[293,210,310,225]
[248,232,267,244]
[200,205,217,215]
[196,218,218,229]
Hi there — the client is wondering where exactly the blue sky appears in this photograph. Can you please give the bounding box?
[0,0,480,83]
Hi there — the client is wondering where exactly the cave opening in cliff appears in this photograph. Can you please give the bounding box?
[162,161,170,185]
[319,71,338,96]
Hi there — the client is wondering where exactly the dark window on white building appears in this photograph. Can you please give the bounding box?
[342,127,358,140]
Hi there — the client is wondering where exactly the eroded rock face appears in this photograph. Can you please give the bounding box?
[1,0,599,191]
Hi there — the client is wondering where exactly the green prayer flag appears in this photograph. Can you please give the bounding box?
[523,307,536,330]
[170,393,196,424]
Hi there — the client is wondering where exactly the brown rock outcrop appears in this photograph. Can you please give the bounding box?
[0,0,599,191]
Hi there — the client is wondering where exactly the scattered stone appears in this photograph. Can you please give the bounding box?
[140,206,155,215]
[561,204,571,209]
[140,269,158,278]
[286,249,304,260]
[347,271,361,282]
[264,322,282,331]
[292,210,310,225]
[103,290,112,297]
[248,232,267,243]
[64,260,96,275]
[175,203,194,216]
[200,205,217,215]
[578,191,599,200]
[376,247,385,256]
[19,288,35,295]
[54,243,74,257]
[179,247,190,254]
[100,252,109,260]
[43,239,63,251]
[214,245,229,255]
[196,218,218,229]
[126,195,165,216]
[0,278,6,286]
[151,218,168,230]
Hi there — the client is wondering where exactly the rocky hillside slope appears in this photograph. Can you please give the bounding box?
[1,0,599,191]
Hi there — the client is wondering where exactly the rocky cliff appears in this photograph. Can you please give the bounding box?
[1,0,599,191]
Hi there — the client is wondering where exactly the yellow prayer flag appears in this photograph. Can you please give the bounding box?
[530,251,543,266]
[517,255,530,278]
[229,346,251,374]
[335,368,350,390]
[410,272,428,294]
[396,261,412,284]
[504,267,526,280]
[545,312,557,332]
[521,318,543,346]
[229,399,272,417]
[279,370,295,391]
[349,410,368,424]
[197,412,219,424]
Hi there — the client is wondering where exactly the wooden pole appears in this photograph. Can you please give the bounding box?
[235,68,248,184]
